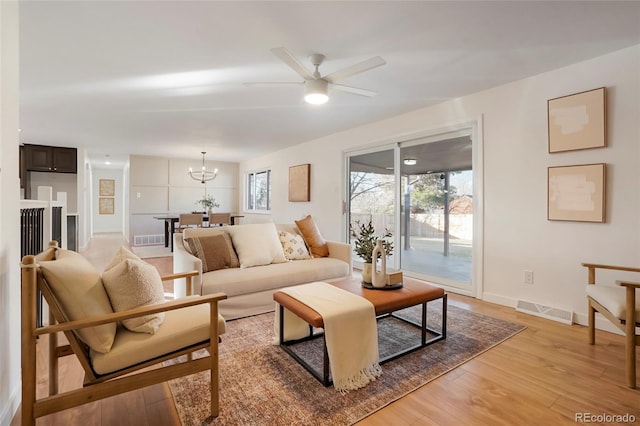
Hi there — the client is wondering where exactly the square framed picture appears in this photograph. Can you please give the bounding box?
[548,87,606,153]
[99,179,115,196]
[548,163,605,223]
[99,197,114,215]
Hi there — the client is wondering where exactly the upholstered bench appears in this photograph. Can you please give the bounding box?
[274,277,446,386]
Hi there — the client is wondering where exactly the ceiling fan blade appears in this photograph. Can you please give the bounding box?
[324,56,386,83]
[270,47,315,81]
[330,83,377,97]
[243,81,303,86]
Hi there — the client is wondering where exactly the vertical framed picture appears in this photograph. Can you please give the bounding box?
[548,87,606,153]
[288,164,310,202]
[548,163,605,223]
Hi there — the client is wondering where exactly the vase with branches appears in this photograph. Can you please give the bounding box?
[351,219,393,283]
[195,194,220,213]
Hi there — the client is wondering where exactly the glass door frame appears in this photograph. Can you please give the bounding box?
[343,118,483,298]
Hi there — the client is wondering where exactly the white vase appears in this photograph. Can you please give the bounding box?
[371,239,387,288]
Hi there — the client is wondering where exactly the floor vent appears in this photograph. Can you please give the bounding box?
[134,234,165,246]
[516,300,573,325]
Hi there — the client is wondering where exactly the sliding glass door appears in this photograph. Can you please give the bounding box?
[346,130,477,293]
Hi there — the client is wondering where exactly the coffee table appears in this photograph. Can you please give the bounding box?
[273,277,447,386]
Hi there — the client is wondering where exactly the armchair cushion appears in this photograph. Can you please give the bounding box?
[587,284,640,322]
[186,232,239,272]
[38,249,116,353]
[104,246,141,271]
[90,298,226,374]
[102,259,166,334]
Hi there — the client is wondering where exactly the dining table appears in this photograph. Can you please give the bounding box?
[153,214,245,252]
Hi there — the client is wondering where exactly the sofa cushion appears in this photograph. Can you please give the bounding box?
[104,246,141,272]
[91,298,226,374]
[295,215,329,258]
[182,227,228,254]
[226,223,287,268]
[279,231,311,260]
[102,259,166,334]
[200,257,350,298]
[39,249,116,353]
[186,232,239,272]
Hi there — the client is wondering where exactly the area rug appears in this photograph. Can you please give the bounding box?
[131,245,172,259]
[168,303,524,425]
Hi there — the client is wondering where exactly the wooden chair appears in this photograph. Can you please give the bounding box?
[208,212,231,227]
[177,213,203,231]
[21,241,227,425]
[583,263,640,388]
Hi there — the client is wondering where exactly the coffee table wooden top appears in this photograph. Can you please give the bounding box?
[273,277,445,329]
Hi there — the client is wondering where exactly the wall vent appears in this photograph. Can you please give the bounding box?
[516,300,573,325]
[133,234,165,246]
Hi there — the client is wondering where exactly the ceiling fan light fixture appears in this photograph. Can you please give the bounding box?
[304,79,329,105]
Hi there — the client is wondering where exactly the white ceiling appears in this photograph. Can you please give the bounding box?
[18,1,640,170]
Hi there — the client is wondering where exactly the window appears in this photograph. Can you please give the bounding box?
[246,169,271,212]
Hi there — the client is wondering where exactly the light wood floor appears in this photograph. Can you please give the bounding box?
[12,234,640,425]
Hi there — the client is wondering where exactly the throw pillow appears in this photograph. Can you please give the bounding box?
[101,259,165,334]
[104,246,141,272]
[279,231,311,260]
[295,215,329,258]
[226,223,287,268]
[186,232,240,272]
[39,249,116,353]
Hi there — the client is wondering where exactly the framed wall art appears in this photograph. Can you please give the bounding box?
[548,87,606,153]
[99,179,115,196]
[288,164,310,202]
[99,197,115,215]
[548,163,605,223]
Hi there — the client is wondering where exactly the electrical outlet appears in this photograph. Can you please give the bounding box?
[524,270,534,285]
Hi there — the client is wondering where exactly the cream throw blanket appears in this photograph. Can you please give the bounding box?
[274,282,382,392]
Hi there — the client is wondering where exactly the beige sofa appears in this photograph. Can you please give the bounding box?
[173,223,352,320]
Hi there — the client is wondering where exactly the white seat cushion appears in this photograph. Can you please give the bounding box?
[90,297,225,374]
[586,284,640,322]
[201,257,350,297]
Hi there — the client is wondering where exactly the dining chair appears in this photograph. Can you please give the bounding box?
[178,213,203,231]
[208,213,231,227]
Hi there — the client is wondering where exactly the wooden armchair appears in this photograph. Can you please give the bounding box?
[583,263,640,388]
[21,242,227,425]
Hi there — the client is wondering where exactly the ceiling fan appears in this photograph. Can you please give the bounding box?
[245,47,386,105]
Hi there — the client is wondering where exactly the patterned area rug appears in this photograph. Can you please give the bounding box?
[168,303,524,425]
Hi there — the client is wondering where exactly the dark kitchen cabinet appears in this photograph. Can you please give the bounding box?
[24,144,77,173]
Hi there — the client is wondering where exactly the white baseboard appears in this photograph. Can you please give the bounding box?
[0,383,21,426]
[481,292,517,308]
[573,312,626,336]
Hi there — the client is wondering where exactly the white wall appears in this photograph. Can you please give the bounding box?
[29,171,78,212]
[92,168,124,233]
[0,2,21,424]
[240,45,640,328]
[129,155,239,244]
